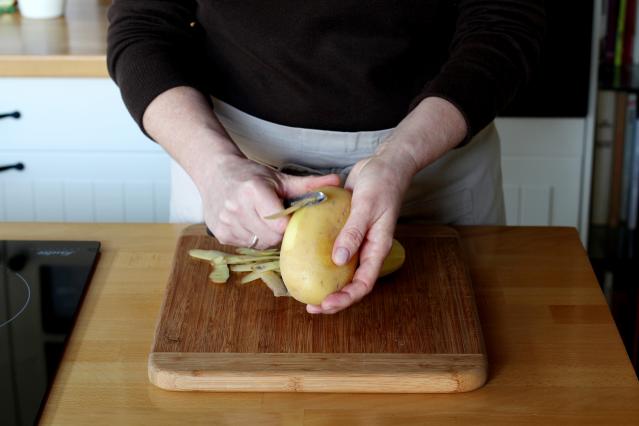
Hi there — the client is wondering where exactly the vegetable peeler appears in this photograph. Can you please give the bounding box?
[264,191,327,220]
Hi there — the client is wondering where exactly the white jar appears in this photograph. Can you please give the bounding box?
[19,0,66,19]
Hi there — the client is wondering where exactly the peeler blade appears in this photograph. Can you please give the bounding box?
[264,191,327,220]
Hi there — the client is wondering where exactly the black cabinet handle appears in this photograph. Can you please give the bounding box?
[0,163,25,173]
[0,111,20,120]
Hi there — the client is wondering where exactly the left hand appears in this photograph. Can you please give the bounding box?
[305,97,467,314]
[306,148,416,314]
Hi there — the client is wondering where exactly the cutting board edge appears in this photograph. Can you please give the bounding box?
[148,352,487,393]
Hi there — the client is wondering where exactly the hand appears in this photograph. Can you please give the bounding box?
[305,96,467,314]
[201,153,340,249]
[306,150,416,314]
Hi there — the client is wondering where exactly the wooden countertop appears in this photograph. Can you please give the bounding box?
[0,0,108,77]
[2,223,637,424]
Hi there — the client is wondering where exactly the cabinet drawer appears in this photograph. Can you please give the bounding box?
[0,78,159,152]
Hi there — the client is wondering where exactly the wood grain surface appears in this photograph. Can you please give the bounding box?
[0,0,109,76]
[149,224,486,393]
[0,224,634,425]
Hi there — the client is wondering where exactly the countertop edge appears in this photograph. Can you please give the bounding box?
[0,55,108,77]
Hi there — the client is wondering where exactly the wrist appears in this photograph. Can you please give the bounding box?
[379,96,467,171]
[188,135,245,192]
[374,141,420,184]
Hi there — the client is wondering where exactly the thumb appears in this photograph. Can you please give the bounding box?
[332,204,368,266]
[277,173,341,198]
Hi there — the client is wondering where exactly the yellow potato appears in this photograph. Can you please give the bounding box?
[379,239,406,277]
[279,186,357,305]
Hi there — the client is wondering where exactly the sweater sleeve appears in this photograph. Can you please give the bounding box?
[107,0,207,135]
[412,0,546,144]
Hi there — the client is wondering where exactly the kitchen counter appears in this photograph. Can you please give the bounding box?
[0,0,108,76]
[2,223,637,424]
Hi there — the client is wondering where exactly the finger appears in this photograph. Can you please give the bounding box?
[246,206,286,248]
[310,280,372,315]
[277,173,341,199]
[332,201,369,266]
[209,226,243,247]
[258,173,341,233]
[232,228,256,248]
[219,197,283,248]
[306,304,323,314]
[253,182,290,234]
[314,230,393,314]
[230,223,271,249]
[314,277,373,314]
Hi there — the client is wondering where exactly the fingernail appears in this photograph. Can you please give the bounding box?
[334,247,349,265]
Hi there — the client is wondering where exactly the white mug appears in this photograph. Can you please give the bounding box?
[19,0,66,19]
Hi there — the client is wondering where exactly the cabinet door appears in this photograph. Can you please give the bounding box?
[0,78,170,222]
[496,117,586,228]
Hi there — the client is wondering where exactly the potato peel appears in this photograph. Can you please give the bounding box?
[260,271,289,297]
[229,264,256,272]
[189,247,287,297]
[236,248,279,256]
[189,249,231,261]
[223,255,280,264]
[230,261,280,273]
[209,263,230,283]
[240,270,263,284]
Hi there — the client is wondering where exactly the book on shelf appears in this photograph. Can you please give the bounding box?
[591,90,639,229]
[620,93,637,223]
[623,0,637,65]
[601,0,608,42]
[614,0,628,67]
[609,92,628,227]
[602,0,639,66]
[605,0,621,65]
[631,0,639,64]
[592,90,617,225]
[628,115,639,229]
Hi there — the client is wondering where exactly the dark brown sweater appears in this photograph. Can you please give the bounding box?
[107,0,545,142]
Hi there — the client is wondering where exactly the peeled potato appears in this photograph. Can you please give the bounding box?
[279,186,357,305]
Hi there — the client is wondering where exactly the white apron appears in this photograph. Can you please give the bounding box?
[170,98,506,225]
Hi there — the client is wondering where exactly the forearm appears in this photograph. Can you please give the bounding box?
[411,1,544,142]
[142,86,244,190]
[375,96,467,179]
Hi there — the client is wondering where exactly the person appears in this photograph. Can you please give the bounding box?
[107,1,545,314]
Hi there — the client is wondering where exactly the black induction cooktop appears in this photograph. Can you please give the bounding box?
[0,240,100,426]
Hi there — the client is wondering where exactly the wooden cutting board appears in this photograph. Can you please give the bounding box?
[148,224,486,393]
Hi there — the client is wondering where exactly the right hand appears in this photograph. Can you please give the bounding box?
[200,153,340,249]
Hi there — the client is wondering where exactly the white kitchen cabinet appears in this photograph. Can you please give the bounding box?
[496,117,593,243]
[0,78,170,223]
[1,78,595,240]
